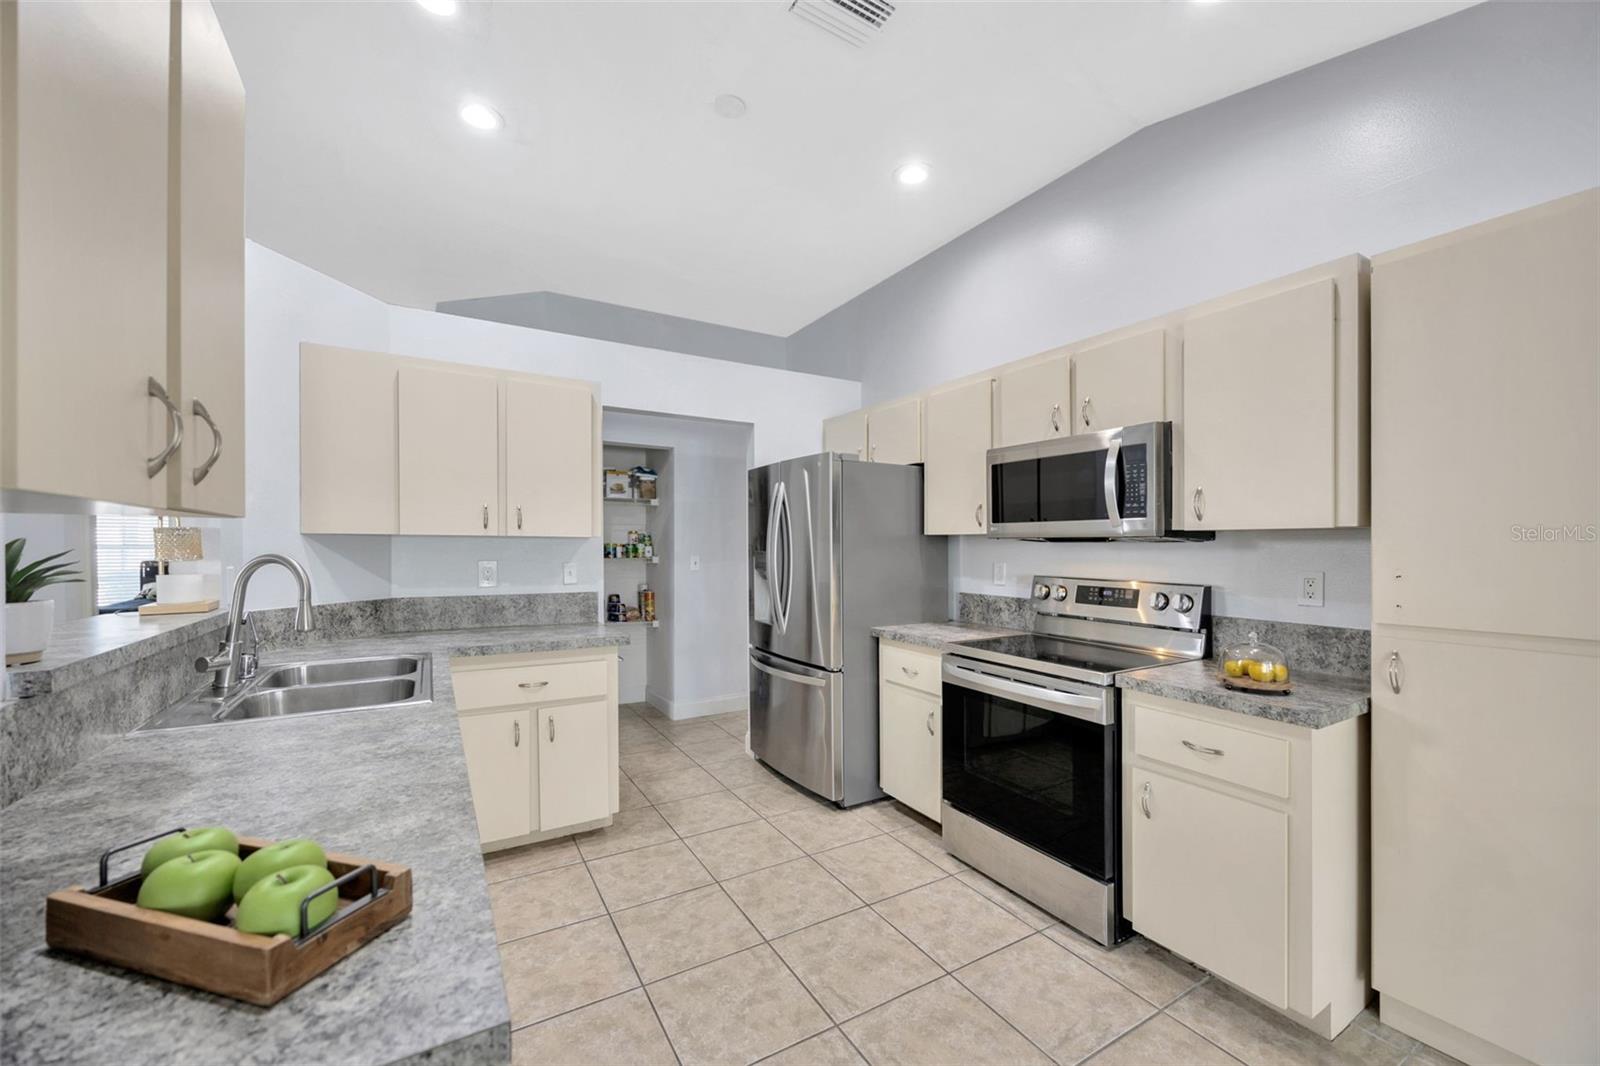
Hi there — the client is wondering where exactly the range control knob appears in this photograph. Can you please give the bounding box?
[1175,593,1195,613]
[1053,584,1070,601]
[1150,592,1170,611]
[1033,582,1051,600]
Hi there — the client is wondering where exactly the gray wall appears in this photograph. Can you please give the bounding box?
[781,0,1599,630]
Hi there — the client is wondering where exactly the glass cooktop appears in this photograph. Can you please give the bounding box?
[951,633,1181,685]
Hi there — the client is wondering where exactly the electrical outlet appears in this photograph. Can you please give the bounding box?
[562,562,578,585]
[689,555,701,572]
[993,562,1007,586]
[1298,571,1324,608]
[477,560,498,588]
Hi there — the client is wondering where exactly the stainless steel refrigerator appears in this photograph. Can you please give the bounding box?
[748,453,948,807]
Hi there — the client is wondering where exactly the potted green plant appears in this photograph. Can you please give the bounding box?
[5,538,82,666]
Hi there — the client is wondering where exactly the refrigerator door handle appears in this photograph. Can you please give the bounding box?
[749,650,827,687]
[765,482,785,632]
[799,467,823,653]
[774,481,791,633]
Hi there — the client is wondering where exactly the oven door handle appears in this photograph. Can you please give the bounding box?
[942,663,1111,726]
[1103,437,1122,531]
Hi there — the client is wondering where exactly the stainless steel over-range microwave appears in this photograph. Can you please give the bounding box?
[987,421,1200,541]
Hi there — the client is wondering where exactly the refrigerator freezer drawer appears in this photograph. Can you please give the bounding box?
[749,649,843,802]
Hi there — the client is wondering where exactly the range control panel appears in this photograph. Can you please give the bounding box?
[1030,576,1210,632]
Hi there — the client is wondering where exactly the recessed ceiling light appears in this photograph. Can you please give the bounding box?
[713,94,748,120]
[894,161,931,187]
[416,0,458,16]
[459,101,503,131]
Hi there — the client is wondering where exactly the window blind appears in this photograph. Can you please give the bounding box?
[93,515,159,607]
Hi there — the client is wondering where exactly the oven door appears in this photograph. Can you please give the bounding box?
[987,422,1167,539]
[941,658,1118,882]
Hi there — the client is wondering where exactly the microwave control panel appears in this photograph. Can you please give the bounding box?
[1120,445,1148,518]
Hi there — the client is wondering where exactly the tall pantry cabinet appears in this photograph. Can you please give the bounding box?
[1369,189,1598,1066]
[1,0,245,516]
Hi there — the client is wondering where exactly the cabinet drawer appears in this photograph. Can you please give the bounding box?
[879,643,941,697]
[453,659,609,711]
[1133,701,1289,799]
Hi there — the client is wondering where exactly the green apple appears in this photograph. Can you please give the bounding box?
[235,864,338,938]
[233,838,327,901]
[140,826,239,876]
[136,849,242,921]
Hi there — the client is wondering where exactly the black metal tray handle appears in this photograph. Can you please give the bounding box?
[95,827,187,890]
[294,863,387,944]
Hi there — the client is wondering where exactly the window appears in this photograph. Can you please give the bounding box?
[93,515,159,608]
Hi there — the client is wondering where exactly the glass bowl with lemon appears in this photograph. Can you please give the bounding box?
[1219,631,1292,693]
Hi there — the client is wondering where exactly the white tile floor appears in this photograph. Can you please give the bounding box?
[485,703,1457,1066]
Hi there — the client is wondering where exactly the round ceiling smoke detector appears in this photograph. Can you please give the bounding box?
[713,94,748,119]
[894,161,931,187]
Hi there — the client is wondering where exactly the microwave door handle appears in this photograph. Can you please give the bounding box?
[1103,437,1122,531]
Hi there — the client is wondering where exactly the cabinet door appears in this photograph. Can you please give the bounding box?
[459,709,533,844]
[397,365,499,535]
[1372,192,1598,642]
[1371,629,1598,1065]
[1180,280,1336,530]
[924,379,993,535]
[1131,766,1288,1008]
[867,397,922,464]
[300,345,399,534]
[995,353,1070,447]
[877,681,941,822]
[174,0,245,517]
[1072,330,1165,434]
[823,410,867,460]
[505,377,594,537]
[3,0,170,508]
[537,700,612,831]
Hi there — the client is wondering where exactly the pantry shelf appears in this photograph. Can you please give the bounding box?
[605,555,660,564]
[607,619,660,628]
[604,497,658,506]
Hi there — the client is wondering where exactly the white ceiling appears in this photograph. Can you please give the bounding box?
[216,0,1472,336]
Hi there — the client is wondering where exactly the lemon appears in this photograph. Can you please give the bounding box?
[1248,661,1276,683]
[1223,660,1245,677]
[1273,663,1290,683]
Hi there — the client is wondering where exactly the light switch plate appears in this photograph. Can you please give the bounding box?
[689,555,701,572]
[1298,571,1324,607]
[562,562,578,585]
[478,561,498,588]
[993,562,1007,586]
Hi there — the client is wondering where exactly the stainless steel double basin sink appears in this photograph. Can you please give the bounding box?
[136,654,433,733]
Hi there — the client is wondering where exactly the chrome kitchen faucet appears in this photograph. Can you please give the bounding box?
[196,553,316,693]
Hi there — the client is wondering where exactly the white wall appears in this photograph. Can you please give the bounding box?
[2,514,93,623]
[787,1,1600,629]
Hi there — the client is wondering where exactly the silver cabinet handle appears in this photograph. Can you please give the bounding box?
[1192,486,1205,522]
[1387,651,1403,694]
[1050,403,1062,433]
[925,710,934,736]
[548,715,556,742]
[147,377,184,477]
[190,399,222,485]
[1182,739,1225,757]
[975,503,984,528]
[869,443,877,460]
[1081,397,1091,428]
[1141,781,1152,819]
[901,665,918,678]
[517,680,549,690]
[482,505,489,530]
[516,506,523,531]
[513,720,520,746]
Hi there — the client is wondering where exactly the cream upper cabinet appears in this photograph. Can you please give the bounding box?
[923,378,993,535]
[867,397,923,464]
[398,365,500,536]
[506,377,596,537]
[459,708,534,845]
[1372,191,1598,642]
[2,0,172,509]
[995,352,1070,447]
[300,344,399,534]
[1072,329,1166,434]
[173,0,246,517]
[823,410,867,460]
[1179,278,1340,531]
[537,700,612,831]
[1371,629,1598,1065]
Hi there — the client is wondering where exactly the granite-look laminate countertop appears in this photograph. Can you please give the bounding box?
[6,610,229,698]
[0,624,627,1066]
[872,621,1028,650]
[1116,657,1369,729]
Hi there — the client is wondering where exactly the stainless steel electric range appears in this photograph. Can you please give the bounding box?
[941,575,1210,947]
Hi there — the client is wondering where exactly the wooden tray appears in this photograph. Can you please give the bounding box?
[1220,673,1292,695]
[45,834,412,1006]
[137,598,219,617]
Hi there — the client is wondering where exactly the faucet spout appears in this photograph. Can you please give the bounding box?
[197,554,317,693]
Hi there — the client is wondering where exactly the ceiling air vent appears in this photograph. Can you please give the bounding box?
[789,0,895,47]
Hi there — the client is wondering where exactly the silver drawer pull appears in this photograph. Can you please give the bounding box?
[1181,739,1225,757]
[901,665,918,678]
[548,716,555,742]
[1387,651,1403,694]
[925,710,934,736]
[1141,781,1152,819]
[517,680,549,690]
[513,720,520,746]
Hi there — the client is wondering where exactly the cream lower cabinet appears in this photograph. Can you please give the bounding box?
[1071,329,1166,434]
[867,397,923,464]
[877,642,942,822]
[1123,691,1366,1039]
[822,410,867,460]
[452,650,620,850]
[995,352,1070,447]
[923,378,993,535]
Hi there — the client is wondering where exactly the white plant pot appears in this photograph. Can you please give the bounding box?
[5,599,55,666]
